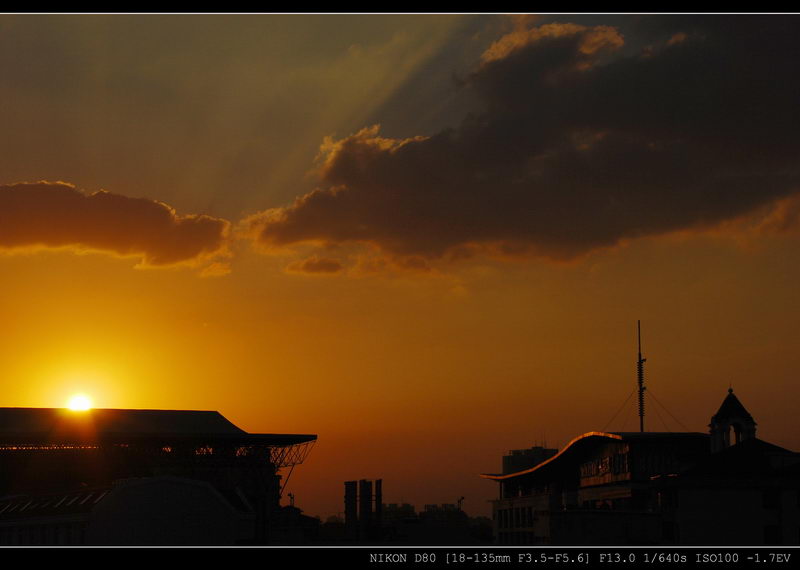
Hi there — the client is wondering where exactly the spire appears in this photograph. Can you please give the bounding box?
[709,388,757,453]
[711,388,755,424]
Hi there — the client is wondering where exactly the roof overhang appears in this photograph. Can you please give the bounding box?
[481,431,709,482]
[0,407,317,447]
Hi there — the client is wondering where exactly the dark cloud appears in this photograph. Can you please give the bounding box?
[740,195,800,236]
[249,17,800,262]
[285,255,344,275]
[0,181,230,267]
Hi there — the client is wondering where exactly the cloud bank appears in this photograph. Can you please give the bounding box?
[286,255,344,275]
[0,181,230,268]
[249,17,800,263]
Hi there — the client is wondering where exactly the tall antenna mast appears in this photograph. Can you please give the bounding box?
[637,320,646,432]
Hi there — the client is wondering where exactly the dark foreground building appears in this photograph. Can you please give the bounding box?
[482,390,800,545]
[0,407,316,545]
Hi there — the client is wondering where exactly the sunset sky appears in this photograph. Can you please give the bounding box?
[1,14,799,519]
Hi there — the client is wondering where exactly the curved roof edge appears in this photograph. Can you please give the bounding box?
[480,431,623,481]
[480,431,709,481]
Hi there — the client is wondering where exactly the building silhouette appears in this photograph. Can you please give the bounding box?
[482,390,800,545]
[324,480,492,545]
[709,388,757,452]
[0,407,316,545]
[503,446,558,475]
[344,478,383,541]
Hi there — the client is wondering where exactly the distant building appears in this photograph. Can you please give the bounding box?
[382,503,416,521]
[375,502,491,546]
[482,390,800,545]
[342,478,384,541]
[0,407,316,545]
[503,446,558,475]
[325,480,492,545]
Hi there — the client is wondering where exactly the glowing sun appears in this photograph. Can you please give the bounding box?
[67,394,93,411]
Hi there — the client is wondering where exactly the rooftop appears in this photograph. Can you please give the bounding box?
[669,438,799,480]
[481,431,709,481]
[710,388,756,424]
[0,407,316,447]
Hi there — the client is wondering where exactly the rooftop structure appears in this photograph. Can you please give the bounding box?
[0,407,314,446]
[0,407,317,545]
[481,391,800,545]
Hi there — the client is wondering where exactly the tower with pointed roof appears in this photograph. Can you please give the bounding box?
[709,388,757,453]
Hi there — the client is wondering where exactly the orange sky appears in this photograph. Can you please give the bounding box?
[1,14,799,519]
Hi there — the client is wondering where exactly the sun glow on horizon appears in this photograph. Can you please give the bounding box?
[66,394,92,411]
